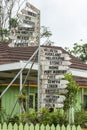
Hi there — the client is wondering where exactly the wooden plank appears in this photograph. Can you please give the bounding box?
[24,123,29,130]
[46,124,50,130]
[61,125,66,130]
[35,124,39,130]
[77,125,82,130]
[50,124,55,130]
[14,123,18,130]
[30,124,34,130]
[67,125,71,130]
[72,125,76,130]
[56,124,60,130]
[40,124,45,130]
[2,123,7,130]
[8,123,12,130]
[19,123,23,130]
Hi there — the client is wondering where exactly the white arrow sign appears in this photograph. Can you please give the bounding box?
[40,60,71,66]
[41,84,67,89]
[41,75,64,79]
[41,79,68,85]
[40,47,62,54]
[41,103,64,108]
[41,65,69,71]
[18,13,36,23]
[21,9,37,17]
[26,2,40,14]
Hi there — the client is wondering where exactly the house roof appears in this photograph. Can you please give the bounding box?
[0,43,87,86]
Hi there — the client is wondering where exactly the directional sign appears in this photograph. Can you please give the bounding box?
[60,80,69,84]
[41,84,67,89]
[42,88,68,95]
[60,54,71,60]
[40,60,71,66]
[18,13,36,23]
[62,61,71,66]
[41,79,68,85]
[22,19,35,26]
[26,2,40,14]
[58,89,68,94]
[43,95,66,103]
[18,26,34,32]
[42,103,64,108]
[41,75,64,80]
[41,65,69,71]
[40,47,62,54]
[57,95,66,102]
[21,9,37,17]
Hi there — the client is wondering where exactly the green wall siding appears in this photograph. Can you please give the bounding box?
[0,85,37,115]
[1,85,87,116]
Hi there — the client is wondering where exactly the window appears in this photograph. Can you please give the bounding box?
[28,93,38,110]
[84,95,87,110]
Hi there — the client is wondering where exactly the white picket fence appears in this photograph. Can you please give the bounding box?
[0,123,82,130]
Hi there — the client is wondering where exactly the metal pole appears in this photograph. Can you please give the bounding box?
[0,48,39,98]
[8,54,37,118]
[20,72,22,114]
[37,11,41,111]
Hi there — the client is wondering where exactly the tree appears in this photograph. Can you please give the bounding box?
[65,43,87,62]
[2,0,26,28]
[64,74,79,111]
[41,26,54,46]
[0,0,26,42]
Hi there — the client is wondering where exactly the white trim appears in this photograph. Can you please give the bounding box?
[0,61,87,78]
[70,68,87,78]
[0,61,38,71]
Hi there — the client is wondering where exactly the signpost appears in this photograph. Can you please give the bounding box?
[11,2,40,47]
[40,47,71,109]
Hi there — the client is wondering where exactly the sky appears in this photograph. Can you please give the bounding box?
[19,0,87,49]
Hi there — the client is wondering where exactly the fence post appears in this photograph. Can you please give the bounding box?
[77,125,82,130]
[2,123,7,130]
[67,124,71,130]
[61,125,66,130]
[8,123,12,130]
[40,124,44,130]
[46,124,50,130]
[72,125,76,130]
[35,124,39,130]
[51,124,55,130]
[19,123,23,130]
[24,123,29,130]
[56,124,60,130]
[14,123,18,130]
[30,124,34,130]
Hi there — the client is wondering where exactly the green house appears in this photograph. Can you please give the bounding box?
[0,43,87,116]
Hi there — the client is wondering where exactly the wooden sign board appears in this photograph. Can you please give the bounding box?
[18,13,36,23]
[41,84,67,89]
[26,2,40,14]
[41,74,64,80]
[41,79,68,85]
[41,65,69,71]
[18,26,34,32]
[42,88,68,94]
[21,9,37,17]
[40,60,71,66]
[40,47,62,54]
[42,103,64,108]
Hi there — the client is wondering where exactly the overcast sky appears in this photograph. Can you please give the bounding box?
[22,0,87,49]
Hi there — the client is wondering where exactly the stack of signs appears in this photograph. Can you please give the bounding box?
[10,3,40,47]
[40,47,71,108]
